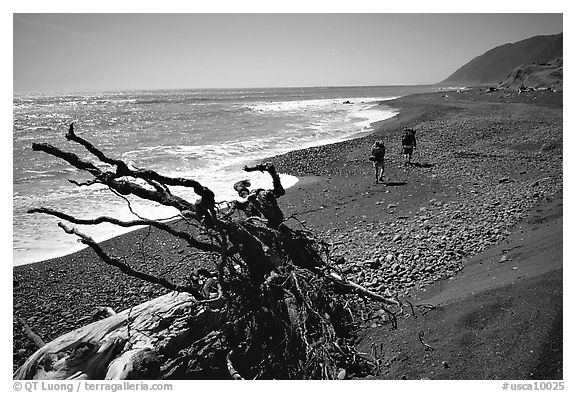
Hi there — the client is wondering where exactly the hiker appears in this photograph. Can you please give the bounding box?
[226,162,286,229]
[401,129,417,165]
[369,140,386,183]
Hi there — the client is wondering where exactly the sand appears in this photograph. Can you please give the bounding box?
[13,87,563,379]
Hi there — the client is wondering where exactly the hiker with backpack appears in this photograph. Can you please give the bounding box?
[401,129,417,165]
[369,140,386,184]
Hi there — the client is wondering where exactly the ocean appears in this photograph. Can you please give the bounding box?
[13,85,440,265]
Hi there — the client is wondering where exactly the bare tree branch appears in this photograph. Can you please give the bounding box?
[65,123,215,202]
[16,316,46,349]
[32,141,200,214]
[418,330,435,351]
[226,348,245,380]
[57,222,205,299]
[328,272,400,306]
[68,179,101,187]
[29,207,222,253]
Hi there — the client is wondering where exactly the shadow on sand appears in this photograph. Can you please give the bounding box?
[409,162,435,168]
[379,181,407,187]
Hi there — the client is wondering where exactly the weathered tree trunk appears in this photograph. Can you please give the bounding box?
[17,124,400,380]
[15,270,397,380]
[14,292,225,380]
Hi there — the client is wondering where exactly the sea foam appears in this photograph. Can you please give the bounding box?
[14,86,437,265]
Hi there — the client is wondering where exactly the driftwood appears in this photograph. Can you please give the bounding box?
[16,124,400,380]
[14,292,224,379]
[16,317,46,350]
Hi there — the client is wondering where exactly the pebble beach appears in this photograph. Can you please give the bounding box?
[13,88,563,378]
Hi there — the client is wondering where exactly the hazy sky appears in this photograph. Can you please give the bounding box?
[13,13,563,93]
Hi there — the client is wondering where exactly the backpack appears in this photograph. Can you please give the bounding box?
[370,141,386,161]
[402,130,414,146]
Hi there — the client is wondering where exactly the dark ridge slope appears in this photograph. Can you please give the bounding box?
[499,58,563,90]
[441,33,562,86]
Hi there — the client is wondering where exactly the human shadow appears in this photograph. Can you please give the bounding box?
[529,307,563,379]
[379,181,407,187]
[410,162,435,168]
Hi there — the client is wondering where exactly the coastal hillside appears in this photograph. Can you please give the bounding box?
[441,33,562,86]
[498,58,563,90]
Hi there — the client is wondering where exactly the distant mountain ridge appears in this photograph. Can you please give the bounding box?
[441,33,562,86]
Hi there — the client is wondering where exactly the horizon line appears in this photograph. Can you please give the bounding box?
[13,82,448,96]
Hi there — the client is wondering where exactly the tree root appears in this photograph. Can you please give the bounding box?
[20,125,407,380]
[16,316,45,349]
[226,348,245,380]
[328,272,399,306]
[418,330,435,351]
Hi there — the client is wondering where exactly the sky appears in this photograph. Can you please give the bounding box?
[12,12,563,93]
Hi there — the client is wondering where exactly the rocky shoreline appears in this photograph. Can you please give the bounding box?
[13,88,563,377]
[269,88,562,296]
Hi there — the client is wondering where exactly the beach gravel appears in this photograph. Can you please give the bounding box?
[13,88,562,378]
